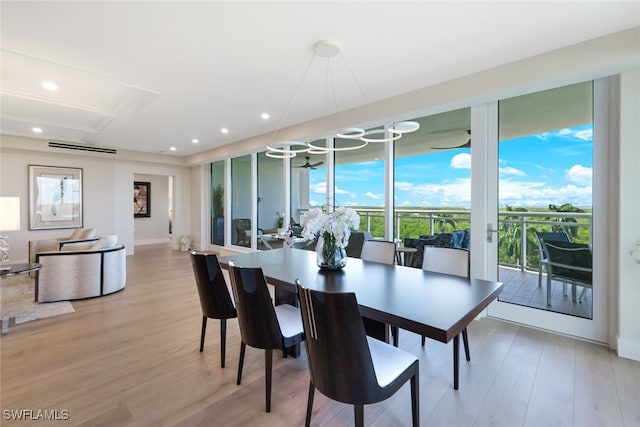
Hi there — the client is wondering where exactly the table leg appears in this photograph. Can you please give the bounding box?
[453,334,460,390]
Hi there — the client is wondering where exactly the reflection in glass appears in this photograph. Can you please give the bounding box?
[210,161,225,245]
[231,155,251,247]
[393,108,471,240]
[257,152,284,248]
[497,81,593,319]
[335,135,385,237]
[290,141,326,225]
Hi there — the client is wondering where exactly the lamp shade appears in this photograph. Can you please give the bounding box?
[0,196,21,231]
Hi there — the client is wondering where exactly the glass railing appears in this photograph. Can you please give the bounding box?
[352,207,592,271]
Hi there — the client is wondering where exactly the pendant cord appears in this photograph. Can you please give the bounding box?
[267,53,318,147]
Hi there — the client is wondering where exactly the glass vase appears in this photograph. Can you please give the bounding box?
[316,237,347,270]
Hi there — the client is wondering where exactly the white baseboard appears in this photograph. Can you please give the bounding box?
[134,238,171,246]
[617,336,640,361]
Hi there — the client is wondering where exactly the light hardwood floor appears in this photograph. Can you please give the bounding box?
[1,244,638,426]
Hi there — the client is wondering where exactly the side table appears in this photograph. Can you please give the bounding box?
[1,263,42,334]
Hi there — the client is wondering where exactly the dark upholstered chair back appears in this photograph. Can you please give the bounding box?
[190,252,236,320]
[297,284,382,404]
[228,264,284,350]
[345,231,373,258]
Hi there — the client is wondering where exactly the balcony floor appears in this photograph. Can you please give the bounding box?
[498,266,592,319]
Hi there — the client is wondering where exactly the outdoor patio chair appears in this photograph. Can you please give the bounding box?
[542,241,592,306]
[534,231,571,288]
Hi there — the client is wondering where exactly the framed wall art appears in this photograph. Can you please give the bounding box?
[29,165,83,230]
[134,181,151,218]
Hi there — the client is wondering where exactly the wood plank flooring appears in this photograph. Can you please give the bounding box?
[1,244,638,426]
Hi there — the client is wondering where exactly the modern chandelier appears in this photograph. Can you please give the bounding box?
[266,40,419,159]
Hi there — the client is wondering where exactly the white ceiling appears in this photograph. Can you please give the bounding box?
[1,2,638,157]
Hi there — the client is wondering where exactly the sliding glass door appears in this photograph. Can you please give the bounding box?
[485,80,607,343]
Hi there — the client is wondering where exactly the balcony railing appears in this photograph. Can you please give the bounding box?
[353,207,592,272]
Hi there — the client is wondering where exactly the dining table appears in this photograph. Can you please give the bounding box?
[218,247,503,390]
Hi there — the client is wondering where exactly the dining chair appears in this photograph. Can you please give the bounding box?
[227,261,304,413]
[345,231,373,258]
[359,239,400,347]
[190,251,237,368]
[360,239,396,265]
[421,246,472,362]
[542,240,592,306]
[296,281,419,427]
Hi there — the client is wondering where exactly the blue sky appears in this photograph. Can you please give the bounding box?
[309,124,593,209]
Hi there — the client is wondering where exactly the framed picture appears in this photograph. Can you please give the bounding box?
[29,165,83,230]
[134,181,151,218]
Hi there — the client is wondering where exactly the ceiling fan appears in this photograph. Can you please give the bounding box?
[433,129,471,150]
[295,156,324,169]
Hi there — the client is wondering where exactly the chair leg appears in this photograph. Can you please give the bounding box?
[354,404,364,427]
[462,327,471,361]
[578,286,589,303]
[199,316,207,352]
[547,275,552,306]
[410,371,419,427]
[265,349,273,413]
[305,382,315,427]
[538,264,543,287]
[220,318,227,368]
[421,335,426,346]
[237,342,246,385]
[453,334,459,390]
[391,325,399,347]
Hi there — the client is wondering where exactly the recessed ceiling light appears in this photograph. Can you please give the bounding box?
[221,128,229,134]
[192,139,199,144]
[261,113,270,120]
[170,146,177,151]
[32,127,43,133]
[42,81,58,91]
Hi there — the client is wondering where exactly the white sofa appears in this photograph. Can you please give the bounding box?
[34,235,126,303]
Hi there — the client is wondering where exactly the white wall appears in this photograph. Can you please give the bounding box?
[0,136,191,259]
[617,70,640,360]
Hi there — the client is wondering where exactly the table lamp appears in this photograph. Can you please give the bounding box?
[0,196,21,264]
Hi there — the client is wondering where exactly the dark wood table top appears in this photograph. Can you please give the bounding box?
[219,248,503,343]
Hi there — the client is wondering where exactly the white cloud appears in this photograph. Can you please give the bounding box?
[365,191,382,200]
[334,186,356,198]
[499,166,526,177]
[394,178,472,207]
[395,181,414,191]
[557,127,592,141]
[566,164,592,185]
[450,153,471,169]
[309,182,326,194]
[499,179,592,208]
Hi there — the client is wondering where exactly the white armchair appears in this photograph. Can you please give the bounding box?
[34,235,126,302]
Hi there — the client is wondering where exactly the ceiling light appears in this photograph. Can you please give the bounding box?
[266,40,418,158]
[170,146,177,151]
[389,121,420,134]
[221,128,229,134]
[192,139,199,144]
[360,129,402,143]
[261,113,270,120]
[32,127,43,133]
[42,81,58,91]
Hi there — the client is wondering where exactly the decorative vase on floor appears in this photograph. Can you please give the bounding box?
[316,237,347,270]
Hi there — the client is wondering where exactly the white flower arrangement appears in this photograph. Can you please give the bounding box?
[301,206,360,248]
